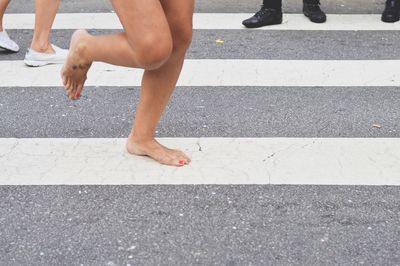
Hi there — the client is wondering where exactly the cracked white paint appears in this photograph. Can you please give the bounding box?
[0,138,399,185]
[1,60,400,87]
[4,13,400,31]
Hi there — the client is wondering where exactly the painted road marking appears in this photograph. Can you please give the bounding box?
[1,138,399,185]
[4,13,400,31]
[1,60,400,87]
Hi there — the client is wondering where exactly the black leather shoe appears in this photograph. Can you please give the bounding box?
[382,0,400,23]
[303,0,327,23]
[242,6,283,28]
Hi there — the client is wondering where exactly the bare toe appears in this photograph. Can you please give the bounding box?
[71,84,78,99]
[62,72,68,86]
[75,84,83,99]
[64,78,71,91]
[175,150,191,163]
[161,152,189,166]
[66,83,75,99]
[159,154,189,167]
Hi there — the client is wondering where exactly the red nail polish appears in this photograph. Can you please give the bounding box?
[178,160,185,165]
[76,92,81,98]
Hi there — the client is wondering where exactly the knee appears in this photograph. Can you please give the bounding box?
[135,34,173,70]
[171,24,193,52]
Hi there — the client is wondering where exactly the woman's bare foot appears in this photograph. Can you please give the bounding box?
[126,135,191,167]
[61,30,92,100]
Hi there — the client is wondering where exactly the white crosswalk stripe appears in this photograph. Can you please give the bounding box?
[4,13,400,31]
[2,60,400,87]
[1,11,399,186]
[1,138,400,185]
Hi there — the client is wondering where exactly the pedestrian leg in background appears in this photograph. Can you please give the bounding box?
[0,0,19,52]
[382,0,400,22]
[303,0,327,23]
[61,0,194,167]
[24,0,68,66]
[242,0,282,28]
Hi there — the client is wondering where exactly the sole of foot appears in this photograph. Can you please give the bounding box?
[61,29,92,100]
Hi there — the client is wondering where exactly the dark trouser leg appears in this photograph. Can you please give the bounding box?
[263,0,282,10]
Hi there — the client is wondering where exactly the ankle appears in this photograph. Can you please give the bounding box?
[30,41,53,53]
[128,136,154,144]
[74,41,88,58]
[126,135,159,156]
[72,35,93,63]
[262,5,281,11]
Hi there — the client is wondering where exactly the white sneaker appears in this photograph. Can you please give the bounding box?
[24,44,68,67]
[0,30,20,52]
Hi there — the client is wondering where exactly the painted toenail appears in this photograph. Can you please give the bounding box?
[178,160,185,165]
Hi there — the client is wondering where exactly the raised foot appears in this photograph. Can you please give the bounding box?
[126,137,191,167]
[61,29,92,100]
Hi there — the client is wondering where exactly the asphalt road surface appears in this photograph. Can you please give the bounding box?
[1,0,399,265]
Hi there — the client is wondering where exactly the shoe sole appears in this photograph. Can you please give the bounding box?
[303,13,327,23]
[24,59,64,67]
[381,17,400,22]
[309,18,326,23]
[0,44,19,53]
[242,18,283,28]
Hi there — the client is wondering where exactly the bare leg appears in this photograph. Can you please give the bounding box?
[30,0,60,53]
[62,0,173,100]
[0,0,10,31]
[61,0,194,166]
[126,0,195,166]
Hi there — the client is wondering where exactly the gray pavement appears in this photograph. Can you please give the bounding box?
[2,29,400,61]
[1,0,400,265]
[1,87,400,138]
[1,186,400,266]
